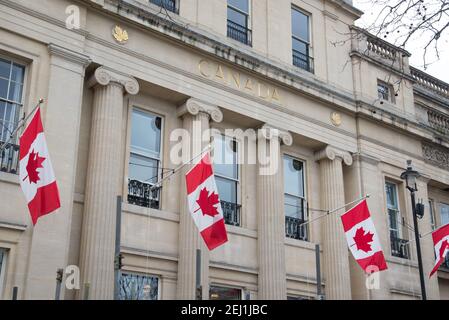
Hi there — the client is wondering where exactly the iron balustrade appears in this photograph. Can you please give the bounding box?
[285,216,308,241]
[227,20,252,46]
[149,0,178,14]
[292,49,314,73]
[220,200,241,227]
[0,142,19,175]
[128,179,160,209]
[390,233,410,259]
[442,255,449,270]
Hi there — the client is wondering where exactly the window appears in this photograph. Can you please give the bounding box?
[284,155,307,241]
[210,285,242,300]
[385,182,409,259]
[0,58,24,174]
[149,0,178,14]
[128,109,162,209]
[227,0,252,46]
[429,199,437,230]
[0,249,6,298]
[213,134,240,226]
[291,7,313,73]
[377,81,394,102]
[118,273,159,300]
[441,203,449,226]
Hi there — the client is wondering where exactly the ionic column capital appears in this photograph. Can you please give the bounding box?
[315,145,353,166]
[87,66,139,95]
[259,124,293,146]
[177,98,223,123]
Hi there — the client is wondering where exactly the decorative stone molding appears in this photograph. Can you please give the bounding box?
[315,145,353,166]
[352,153,380,166]
[177,98,223,123]
[87,66,139,95]
[259,124,293,146]
[48,44,91,68]
[422,143,449,170]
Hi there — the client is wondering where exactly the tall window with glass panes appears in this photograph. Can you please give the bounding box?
[291,7,313,73]
[227,0,252,46]
[385,182,409,259]
[0,58,24,175]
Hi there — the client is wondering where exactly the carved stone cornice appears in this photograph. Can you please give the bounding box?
[259,124,293,146]
[48,43,91,68]
[177,98,223,123]
[422,143,449,170]
[315,145,353,166]
[87,66,139,95]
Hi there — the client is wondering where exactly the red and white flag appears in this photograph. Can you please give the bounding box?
[19,107,60,225]
[429,223,449,277]
[185,152,228,250]
[341,200,388,273]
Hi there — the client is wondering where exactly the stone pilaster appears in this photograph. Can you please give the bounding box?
[79,67,139,299]
[315,145,353,300]
[176,98,223,300]
[257,124,292,300]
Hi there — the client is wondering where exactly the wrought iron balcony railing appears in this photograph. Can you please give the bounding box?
[149,0,178,14]
[128,179,160,209]
[390,234,410,259]
[227,20,252,46]
[285,216,308,241]
[292,49,314,73]
[220,200,241,227]
[441,254,449,270]
[0,142,19,175]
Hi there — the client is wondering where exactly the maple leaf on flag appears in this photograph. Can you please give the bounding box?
[196,187,220,217]
[439,240,449,259]
[23,149,46,184]
[353,227,374,253]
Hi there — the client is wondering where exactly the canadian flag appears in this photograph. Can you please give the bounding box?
[429,223,449,277]
[341,200,388,272]
[19,107,60,225]
[185,152,228,250]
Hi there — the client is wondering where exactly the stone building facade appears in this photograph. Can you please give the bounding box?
[0,0,448,300]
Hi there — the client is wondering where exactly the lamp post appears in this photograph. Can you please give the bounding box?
[400,160,427,300]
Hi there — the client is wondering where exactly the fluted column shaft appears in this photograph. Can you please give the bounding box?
[79,67,139,299]
[176,99,223,299]
[257,125,292,299]
[316,146,353,300]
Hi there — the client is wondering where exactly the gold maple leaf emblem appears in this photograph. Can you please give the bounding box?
[112,25,129,44]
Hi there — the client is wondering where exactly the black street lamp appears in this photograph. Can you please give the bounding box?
[400,160,427,300]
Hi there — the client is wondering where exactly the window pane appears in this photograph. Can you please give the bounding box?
[227,7,247,27]
[210,285,241,300]
[441,204,449,226]
[0,59,10,79]
[292,9,309,42]
[292,38,308,55]
[283,156,304,197]
[8,82,22,103]
[228,0,248,13]
[11,64,24,84]
[385,183,397,209]
[389,208,398,233]
[216,176,237,203]
[129,153,158,183]
[130,110,161,158]
[285,194,303,219]
[214,135,238,179]
[119,273,158,300]
[0,103,17,142]
[0,78,8,99]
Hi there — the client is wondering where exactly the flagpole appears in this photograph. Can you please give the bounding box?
[0,98,44,154]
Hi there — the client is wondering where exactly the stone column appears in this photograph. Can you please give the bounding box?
[257,124,292,300]
[79,67,139,299]
[176,98,223,300]
[315,145,353,300]
[24,44,90,299]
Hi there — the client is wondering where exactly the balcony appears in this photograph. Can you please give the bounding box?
[390,234,410,259]
[149,0,178,14]
[441,255,449,270]
[128,179,160,209]
[292,50,314,73]
[285,216,308,241]
[0,143,19,175]
[227,20,252,46]
[427,109,449,135]
[220,200,241,227]
[411,67,449,100]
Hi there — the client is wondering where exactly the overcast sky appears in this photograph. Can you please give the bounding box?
[353,0,449,83]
